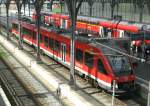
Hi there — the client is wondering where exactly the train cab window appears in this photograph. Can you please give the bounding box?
[44,36,49,47]
[84,52,94,68]
[97,59,107,75]
[49,38,54,50]
[76,49,83,63]
[54,40,60,52]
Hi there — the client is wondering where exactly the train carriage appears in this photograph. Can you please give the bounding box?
[11,19,135,94]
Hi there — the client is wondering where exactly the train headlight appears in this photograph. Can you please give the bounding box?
[146,50,150,54]
[115,83,118,89]
[111,81,118,89]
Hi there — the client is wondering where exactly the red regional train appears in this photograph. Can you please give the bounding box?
[11,18,135,94]
[32,12,150,59]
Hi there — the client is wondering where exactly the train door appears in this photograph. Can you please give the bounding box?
[112,29,119,38]
[119,30,124,38]
[61,43,66,62]
[65,20,68,29]
[60,19,67,29]
[99,26,104,37]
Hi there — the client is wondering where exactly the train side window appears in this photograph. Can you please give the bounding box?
[61,19,66,29]
[76,49,83,63]
[27,29,29,36]
[84,52,94,68]
[44,36,49,47]
[12,23,18,29]
[23,28,29,36]
[28,29,32,38]
[40,34,43,43]
[54,40,60,52]
[32,32,36,40]
[97,59,107,75]
[22,28,26,35]
[49,38,54,50]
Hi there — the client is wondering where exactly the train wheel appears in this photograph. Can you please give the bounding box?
[76,70,85,78]
[130,45,136,55]
[141,51,146,59]
[93,80,99,88]
[89,77,94,84]
[84,75,89,82]
[40,49,45,56]
[97,82,103,92]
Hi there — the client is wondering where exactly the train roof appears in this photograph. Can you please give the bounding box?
[41,11,150,32]
[91,39,129,56]
[77,15,106,23]
[77,15,150,30]
[76,33,130,55]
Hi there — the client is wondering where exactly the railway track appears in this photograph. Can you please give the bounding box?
[7,31,142,106]
[0,59,38,106]
[0,37,63,106]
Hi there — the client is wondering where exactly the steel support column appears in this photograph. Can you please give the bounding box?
[110,0,116,19]
[18,8,23,49]
[65,0,83,88]
[28,1,31,17]
[0,4,1,33]
[139,5,144,23]
[36,10,41,61]
[69,1,76,86]
[88,0,94,16]
[15,0,23,50]
[23,2,26,15]
[101,0,105,16]
[3,0,11,40]
[137,0,145,23]
[148,81,150,106]
[32,0,45,62]
[133,0,137,13]
[50,0,53,11]
[6,7,9,40]
[147,1,150,15]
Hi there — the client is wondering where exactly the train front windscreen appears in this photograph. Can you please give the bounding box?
[107,56,132,76]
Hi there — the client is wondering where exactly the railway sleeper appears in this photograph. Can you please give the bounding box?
[0,72,23,106]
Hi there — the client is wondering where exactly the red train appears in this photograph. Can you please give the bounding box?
[11,18,135,94]
[32,12,150,59]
